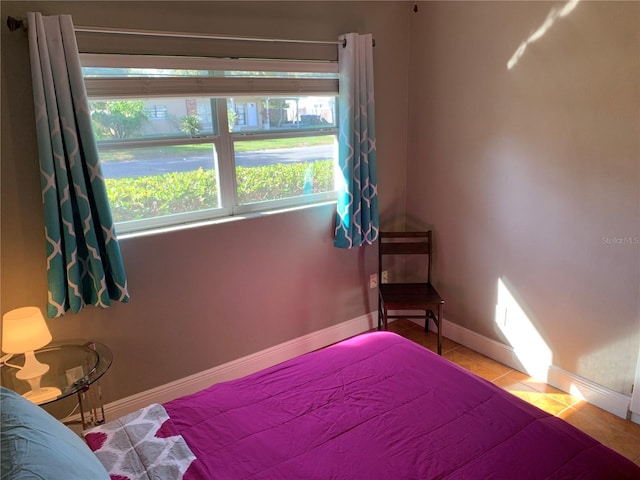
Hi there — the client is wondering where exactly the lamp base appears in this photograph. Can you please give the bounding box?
[23,387,62,405]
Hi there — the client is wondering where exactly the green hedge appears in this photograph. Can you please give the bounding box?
[106,160,334,222]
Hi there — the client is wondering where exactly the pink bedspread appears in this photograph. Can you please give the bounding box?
[160,332,640,479]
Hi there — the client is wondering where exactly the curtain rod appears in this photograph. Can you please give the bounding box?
[6,16,363,47]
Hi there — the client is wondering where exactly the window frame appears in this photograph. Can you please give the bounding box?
[81,54,339,234]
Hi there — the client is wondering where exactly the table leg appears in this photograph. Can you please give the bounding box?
[76,382,106,429]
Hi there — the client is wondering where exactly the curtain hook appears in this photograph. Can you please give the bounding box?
[7,16,27,32]
[341,37,375,48]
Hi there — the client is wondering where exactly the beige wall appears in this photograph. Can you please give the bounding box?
[2,0,637,405]
[0,1,410,403]
[407,1,640,394]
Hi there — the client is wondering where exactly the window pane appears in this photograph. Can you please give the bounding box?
[83,67,216,78]
[99,144,220,222]
[234,135,335,205]
[89,97,217,141]
[227,96,336,133]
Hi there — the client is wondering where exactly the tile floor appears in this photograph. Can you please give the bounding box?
[385,319,640,466]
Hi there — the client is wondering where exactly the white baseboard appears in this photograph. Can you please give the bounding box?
[546,365,631,419]
[433,318,633,420]
[98,312,632,425]
[102,312,376,421]
[438,319,522,369]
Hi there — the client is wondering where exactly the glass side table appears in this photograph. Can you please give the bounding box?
[1,342,112,429]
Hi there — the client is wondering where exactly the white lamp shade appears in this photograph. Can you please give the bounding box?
[2,307,52,354]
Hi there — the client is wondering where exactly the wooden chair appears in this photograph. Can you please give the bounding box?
[377,231,444,355]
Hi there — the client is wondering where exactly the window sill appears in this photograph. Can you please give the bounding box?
[116,200,337,241]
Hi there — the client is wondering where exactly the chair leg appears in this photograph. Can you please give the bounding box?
[437,304,443,355]
[424,310,429,333]
[377,296,382,330]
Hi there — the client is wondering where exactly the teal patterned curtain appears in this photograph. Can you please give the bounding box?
[27,12,129,317]
[334,33,379,249]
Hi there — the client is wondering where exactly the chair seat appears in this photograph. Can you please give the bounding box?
[379,283,444,309]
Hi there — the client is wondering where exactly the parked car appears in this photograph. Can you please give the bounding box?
[299,114,329,126]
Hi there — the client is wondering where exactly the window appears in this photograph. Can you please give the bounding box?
[81,55,339,233]
[144,105,168,120]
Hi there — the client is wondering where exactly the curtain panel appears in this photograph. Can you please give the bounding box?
[27,12,129,317]
[334,33,379,249]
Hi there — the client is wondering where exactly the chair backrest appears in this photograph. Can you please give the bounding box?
[378,231,433,284]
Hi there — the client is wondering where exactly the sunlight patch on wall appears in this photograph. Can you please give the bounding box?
[495,277,552,381]
[507,0,581,70]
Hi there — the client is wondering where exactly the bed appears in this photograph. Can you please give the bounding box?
[4,331,638,479]
[75,331,640,479]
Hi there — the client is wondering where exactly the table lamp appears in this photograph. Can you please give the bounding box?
[2,307,61,403]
